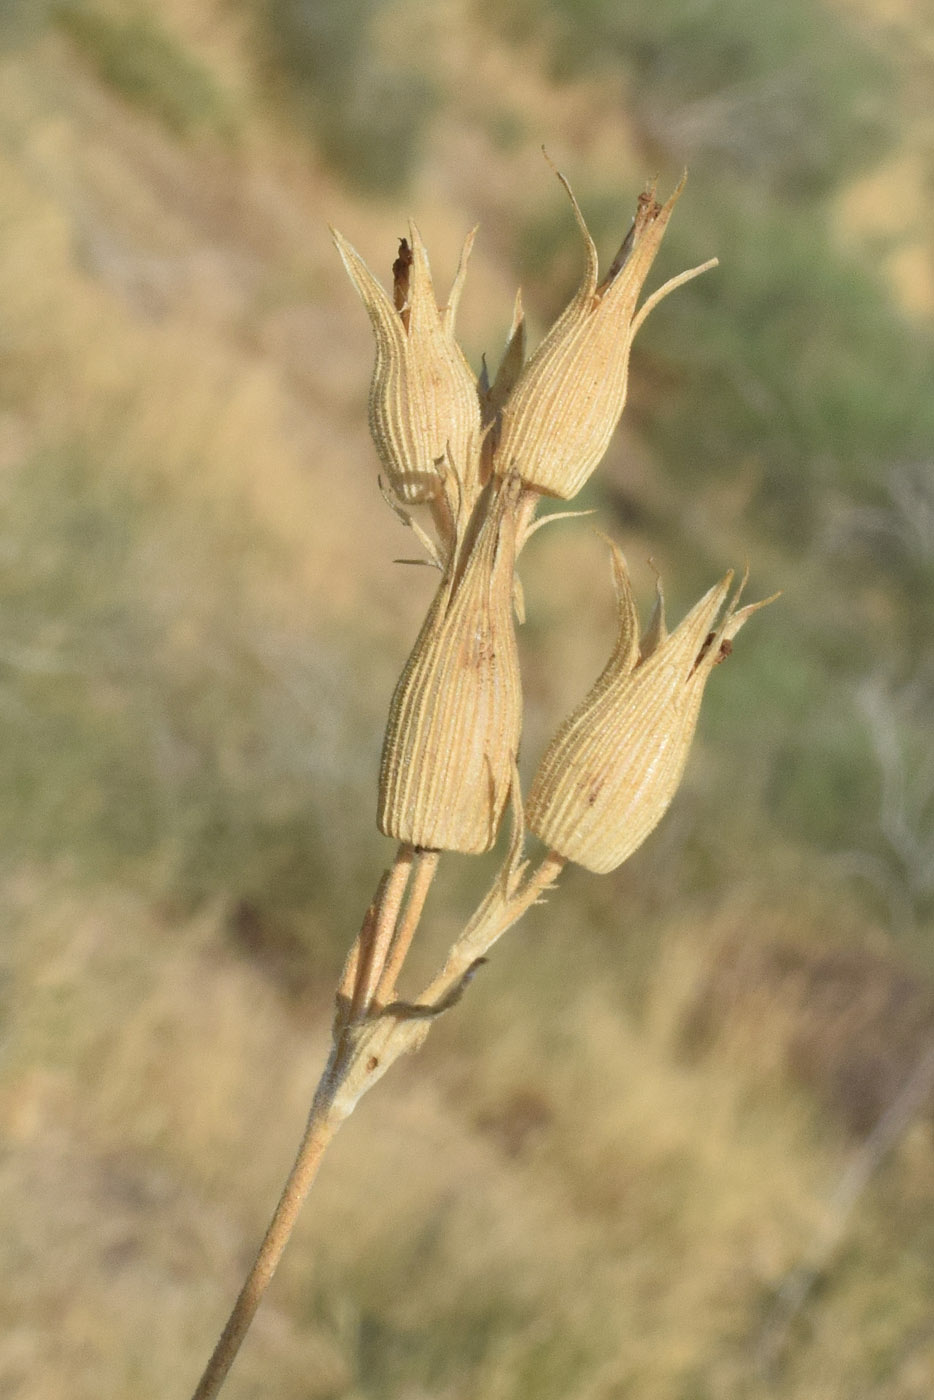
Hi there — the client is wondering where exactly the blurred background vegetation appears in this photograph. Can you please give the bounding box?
[1,1,934,1396]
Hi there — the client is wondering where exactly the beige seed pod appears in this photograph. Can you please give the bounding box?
[494,171,716,500]
[332,223,482,508]
[527,543,775,873]
[378,475,523,854]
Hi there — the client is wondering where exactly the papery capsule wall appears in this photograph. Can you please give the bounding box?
[333,225,482,507]
[527,546,773,874]
[493,181,683,500]
[377,476,523,854]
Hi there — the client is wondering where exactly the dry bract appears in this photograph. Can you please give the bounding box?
[527,543,776,873]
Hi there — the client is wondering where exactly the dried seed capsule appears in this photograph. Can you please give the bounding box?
[333,223,482,507]
[494,173,714,500]
[527,543,775,872]
[378,475,523,854]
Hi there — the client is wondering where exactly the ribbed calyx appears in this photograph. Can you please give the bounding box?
[377,475,523,854]
[527,543,776,872]
[494,175,694,500]
[334,163,773,873]
[332,222,482,512]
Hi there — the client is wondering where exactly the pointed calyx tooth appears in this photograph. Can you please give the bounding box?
[484,288,526,425]
[377,474,524,855]
[526,542,776,873]
[481,289,526,481]
[493,171,713,501]
[332,223,483,510]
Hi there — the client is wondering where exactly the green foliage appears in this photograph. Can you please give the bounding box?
[642,188,934,541]
[345,1298,588,1400]
[303,1196,597,1400]
[479,0,894,199]
[252,0,438,194]
[832,459,934,656]
[516,178,934,550]
[0,0,62,49]
[766,699,880,851]
[0,445,378,945]
[54,4,233,138]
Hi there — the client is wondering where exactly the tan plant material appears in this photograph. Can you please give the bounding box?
[378,473,524,854]
[332,223,482,515]
[479,288,526,480]
[494,171,716,499]
[527,541,777,872]
[190,164,776,1400]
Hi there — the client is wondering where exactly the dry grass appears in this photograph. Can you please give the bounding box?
[4,869,933,1399]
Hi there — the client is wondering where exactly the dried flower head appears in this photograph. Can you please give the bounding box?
[527,542,776,872]
[332,223,482,508]
[378,474,524,854]
[494,170,716,500]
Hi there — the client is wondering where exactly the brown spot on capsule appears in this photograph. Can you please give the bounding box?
[586,775,606,807]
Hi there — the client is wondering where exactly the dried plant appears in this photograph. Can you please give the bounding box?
[190,164,775,1400]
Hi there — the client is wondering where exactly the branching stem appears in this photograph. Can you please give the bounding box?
[419,849,565,1005]
[189,847,563,1400]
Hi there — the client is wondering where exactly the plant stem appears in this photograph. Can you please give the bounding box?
[190,1085,340,1400]
[189,847,560,1399]
[191,848,416,1400]
[419,849,565,1004]
[349,842,414,1018]
[374,848,440,1006]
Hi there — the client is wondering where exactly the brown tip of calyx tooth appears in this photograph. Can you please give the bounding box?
[392,237,413,316]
